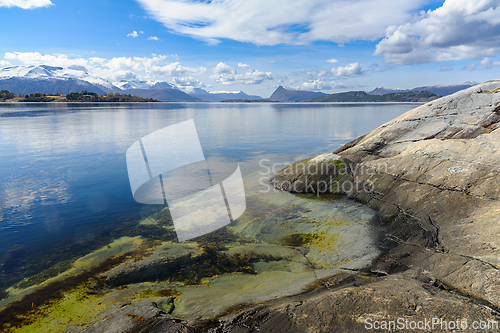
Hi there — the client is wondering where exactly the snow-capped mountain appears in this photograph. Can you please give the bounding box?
[188,88,263,102]
[0,65,120,95]
[0,65,180,96]
[367,87,407,95]
[113,80,173,90]
[367,81,480,97]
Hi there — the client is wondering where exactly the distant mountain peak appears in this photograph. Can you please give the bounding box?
[188,88,263,102]
[367,82,479,97]
[269,86,327,102]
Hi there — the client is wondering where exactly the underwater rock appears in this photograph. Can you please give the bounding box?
[263,80,500,331]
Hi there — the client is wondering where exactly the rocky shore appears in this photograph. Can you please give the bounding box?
[3,80,500,332]
[118,80,500,332]
[259,79,500,332]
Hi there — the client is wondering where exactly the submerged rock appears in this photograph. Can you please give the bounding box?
[261,80,500,331]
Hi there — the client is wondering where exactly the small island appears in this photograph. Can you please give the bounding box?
[302,90,440,102]
[220,99,275,103]
[0,90,160,103]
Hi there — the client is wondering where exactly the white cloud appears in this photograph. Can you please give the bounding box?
[331,62,363,76]
[151,62,206,77]
[299,80,345,91]
[173,76,204,88]
[462,57,500,71]
[3,52,206,83]
[213,62,236,74]
[134,0,427,45]
[0,0,52,9]
[148,36,159,41]
[375,0,500,64]
[5,52,88,68]
[326,59,338,64]
[127,31,139,38]
[210,62,273,85]
[0,60,12,68]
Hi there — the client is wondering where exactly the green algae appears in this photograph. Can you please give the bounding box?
[0,289,8,301]
[281,233,319,247]
[5,209,175,291]
[295,192,343,202]
[141,287,180,298]
[12,282,109,333]
[164,302,174,314]
[167,246,282,285]
[138,239,163,251]
[195,228,252,250]
[16,259,75,290]
[0,249,148,332]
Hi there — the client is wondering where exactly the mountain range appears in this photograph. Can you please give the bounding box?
[0,65,265,102]
[367,81,479,97]
[303,90,440,103]
[188,88,263,102]
[269,86,327,102]
[0,65,481,102]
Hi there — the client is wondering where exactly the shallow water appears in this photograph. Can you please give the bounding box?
[0,102,420,325]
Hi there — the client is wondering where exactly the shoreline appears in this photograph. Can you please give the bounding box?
[2,81,499,331]
[247,79,500,332]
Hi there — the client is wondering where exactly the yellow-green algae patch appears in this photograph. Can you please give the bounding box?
[1,236,143,312]
[1,158,382,329]
[0,238,156,332]
[12,283,110,333]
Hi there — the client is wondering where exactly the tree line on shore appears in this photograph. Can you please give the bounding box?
[0,90,159,102]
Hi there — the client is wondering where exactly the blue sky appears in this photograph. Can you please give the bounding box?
[1,0,500,97]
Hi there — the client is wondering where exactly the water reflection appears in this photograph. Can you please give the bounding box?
[0,102,417,294]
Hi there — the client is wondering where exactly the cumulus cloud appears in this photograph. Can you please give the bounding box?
[4,51,206,83]
[0,60,12,68]
[462,57,500,71]
[326,59,338,64]
[298,80,346,91]
[331,62,363,76]
[151,62,206,77]
[210,62,273,85]
[148,36,159,41]
[127,30,139,38]
[375,0,500,64]
[5,52,88,68]
[135,0,427,45]
[173,76,204,88]
[0,0,52,9]
[213,62,236,74]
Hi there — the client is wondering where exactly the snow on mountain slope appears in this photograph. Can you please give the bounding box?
[0,65,119,91]
[113,80,173,90]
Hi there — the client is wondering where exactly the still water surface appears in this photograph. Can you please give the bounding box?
[0,102,419,298]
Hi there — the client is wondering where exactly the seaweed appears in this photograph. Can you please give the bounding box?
[5,209,176,290]
[0,249,147,331]
[141,288,180,298]
[281,233,319,247]
[0,289,8,300]
[168,246,283,285]
[195,228,252,250]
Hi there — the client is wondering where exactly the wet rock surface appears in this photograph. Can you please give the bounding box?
[259,80,500,332]
[8,82,500,333]
[90,80,500,332]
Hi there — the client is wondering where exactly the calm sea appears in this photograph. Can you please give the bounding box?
[0,102,419,286]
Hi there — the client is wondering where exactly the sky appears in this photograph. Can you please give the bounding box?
[1,0,500,97]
